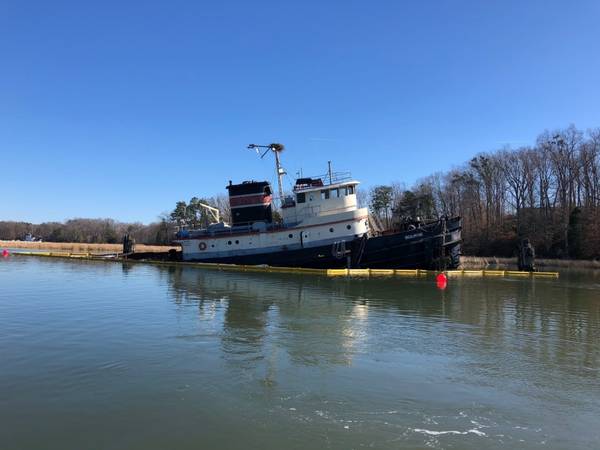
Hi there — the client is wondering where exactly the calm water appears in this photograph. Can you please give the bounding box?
[1,257,599,449]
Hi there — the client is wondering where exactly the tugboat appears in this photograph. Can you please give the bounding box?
[174,144,461,269]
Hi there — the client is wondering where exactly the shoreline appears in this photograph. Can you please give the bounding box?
[460,255,600,271]
[0,240,177,253]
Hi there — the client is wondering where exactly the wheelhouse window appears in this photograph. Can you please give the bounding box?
[347,185,355,195]
[331,188,339,198]
[297,192,306,203]
[321,189,330,200]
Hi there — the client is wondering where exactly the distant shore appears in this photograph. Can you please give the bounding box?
[1,240,178,253]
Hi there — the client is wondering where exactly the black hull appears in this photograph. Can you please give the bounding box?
[185,243,355,269]
[180,217,462,270]
[358,217,461,269]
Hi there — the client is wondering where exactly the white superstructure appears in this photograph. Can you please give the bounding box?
[175,176,369,262]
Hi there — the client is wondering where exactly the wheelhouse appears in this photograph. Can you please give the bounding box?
[281,176,360,226]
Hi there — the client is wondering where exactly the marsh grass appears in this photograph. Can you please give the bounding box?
[1,240,178,253]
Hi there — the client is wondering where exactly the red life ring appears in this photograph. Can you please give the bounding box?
[199,242,207,251]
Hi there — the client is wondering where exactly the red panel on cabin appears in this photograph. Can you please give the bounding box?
[230,195,272,208]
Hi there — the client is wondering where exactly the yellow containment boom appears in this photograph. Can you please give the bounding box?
[11,251,560,279]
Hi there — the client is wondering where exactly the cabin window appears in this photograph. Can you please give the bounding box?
[288,234,293,238]
[321,190,330,200]
[235,240,239,244]
[297,192,306,203]
[228,241,232,245]
[347,185,355,195]
[331,188,339,198]
[346,224,351,230]
[329,227,334,233]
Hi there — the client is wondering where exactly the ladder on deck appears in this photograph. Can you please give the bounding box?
[368,214,385,236]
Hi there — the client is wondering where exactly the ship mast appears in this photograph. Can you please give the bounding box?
[247,143,286,206]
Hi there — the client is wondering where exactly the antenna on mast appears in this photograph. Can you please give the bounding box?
[247,143,286,206]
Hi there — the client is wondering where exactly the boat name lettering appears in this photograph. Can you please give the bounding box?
[405,232,423,240]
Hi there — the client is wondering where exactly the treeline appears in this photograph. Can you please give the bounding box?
[0,196,232,246]
[0,218,175,245]
[369,124,600,259]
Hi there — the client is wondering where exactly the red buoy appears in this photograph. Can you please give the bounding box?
[436,272,447,290]
[2,249,9,258]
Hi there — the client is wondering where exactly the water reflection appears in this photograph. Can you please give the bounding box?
[3,257,599,449]
[162,265,600,380]
[165,267,370,367]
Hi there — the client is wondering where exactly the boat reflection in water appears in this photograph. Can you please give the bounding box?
[161,264,600,379]
[165,266,373,370]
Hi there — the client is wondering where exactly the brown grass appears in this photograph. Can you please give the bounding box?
[0,240,178,253]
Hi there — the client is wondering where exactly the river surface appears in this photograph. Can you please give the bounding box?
[1,256,599,449]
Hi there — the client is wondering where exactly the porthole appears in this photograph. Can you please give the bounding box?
[235,240,239,244]
[288,234,293,238]
[228,241,232,245]
[211,244,215,248]
[329,227,334,233]
[346,224,351,230]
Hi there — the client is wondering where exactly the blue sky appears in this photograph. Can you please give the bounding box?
[2,0,599,224]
